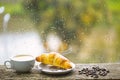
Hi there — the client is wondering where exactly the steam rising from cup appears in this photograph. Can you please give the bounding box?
[3,13,10,31]
[2,13,11,62]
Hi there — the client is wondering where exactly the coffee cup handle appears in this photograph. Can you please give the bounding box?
[4,61,13,69]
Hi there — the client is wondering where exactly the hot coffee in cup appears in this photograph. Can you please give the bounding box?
[4,54,35,72]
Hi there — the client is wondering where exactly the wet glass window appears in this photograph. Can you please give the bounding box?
[0,0,120,64]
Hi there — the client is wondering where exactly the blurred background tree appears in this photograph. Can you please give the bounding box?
[22,0,111,44]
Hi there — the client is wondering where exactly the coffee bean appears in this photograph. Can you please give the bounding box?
[83,71,86,74]
[93,74,99,78]
[82,68,86,71]
[96,66,101,71]
[102,73,107,76]
[85,68,88,71]
[86,73,89,76]
[101,68,106,71]
[78,66,110,78]
[91,75,94,77]
[88,70,93,75]
[92,67,95,69]
[107,70,110,73]
[78,71,83,74]
[103,71,108,76]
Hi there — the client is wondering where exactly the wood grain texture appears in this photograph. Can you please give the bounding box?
[0,63,120,80]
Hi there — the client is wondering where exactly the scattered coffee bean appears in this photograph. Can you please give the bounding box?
[93,74,98,78]
[107,70,110,73]
[86,73,89,76]
[93,66,99,71]
[91,75,93,77]
[78,66,110,78]
[78,71,83,74]
[101,68,106,71]
[86,68,88,71]
[98,71,103,76]
[102,72,107,76]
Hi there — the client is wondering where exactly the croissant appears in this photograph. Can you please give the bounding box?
[36,52,72,69]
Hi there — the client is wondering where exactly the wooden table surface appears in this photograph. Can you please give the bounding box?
[0,63,120,80]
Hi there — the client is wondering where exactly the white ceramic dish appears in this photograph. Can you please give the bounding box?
[37,62,75,75]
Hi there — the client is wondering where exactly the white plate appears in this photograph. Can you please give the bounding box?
[37,62,75,75]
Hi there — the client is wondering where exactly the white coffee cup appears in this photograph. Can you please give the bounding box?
[4,54,35,72]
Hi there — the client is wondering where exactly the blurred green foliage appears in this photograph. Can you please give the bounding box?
[22,0,112,43]
[0,1,23,15]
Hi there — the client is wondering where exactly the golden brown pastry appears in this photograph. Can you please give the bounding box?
[36,52,72,69]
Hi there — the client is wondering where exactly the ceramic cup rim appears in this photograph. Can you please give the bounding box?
[10,54,35,62]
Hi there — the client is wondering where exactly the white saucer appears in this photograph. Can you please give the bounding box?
[37,62,75,75]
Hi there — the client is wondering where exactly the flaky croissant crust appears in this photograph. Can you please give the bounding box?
[36,52,72,69]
